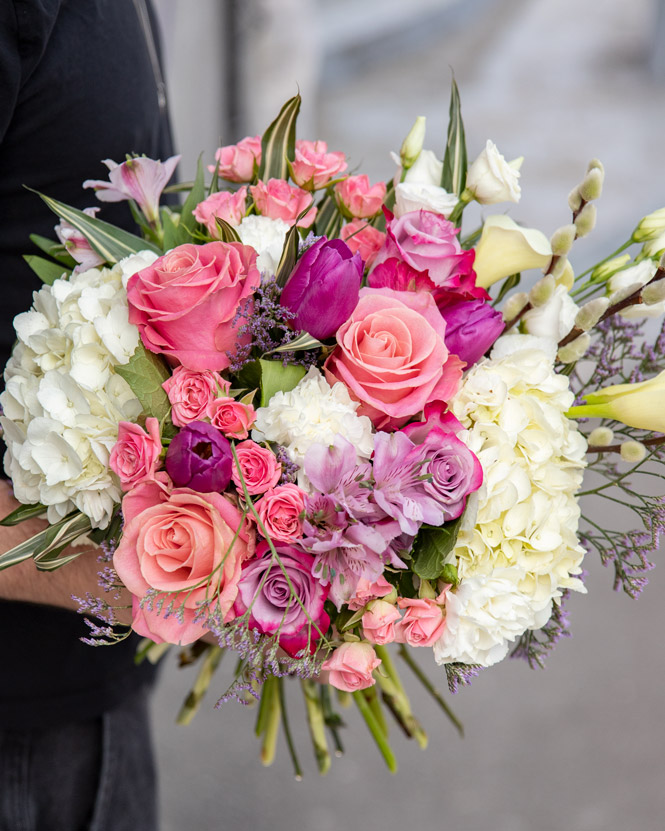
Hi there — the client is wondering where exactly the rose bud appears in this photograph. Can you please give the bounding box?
[439,298,504,367]
[165,421,233,492]
[280,237,363,339]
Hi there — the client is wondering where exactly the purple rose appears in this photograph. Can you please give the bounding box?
[165,421,232,492]
[439,298,504,367]
[419,428,483,521]
[234,541,330,657]
[280,237,363,339]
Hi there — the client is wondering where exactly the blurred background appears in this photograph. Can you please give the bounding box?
[149,1,665,829]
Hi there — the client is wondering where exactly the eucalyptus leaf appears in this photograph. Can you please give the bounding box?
[412,516,464,580]
[441,77,468,197]
[114,342,172,423]
[258,359,306,407]
[259,94,301,182]
[23,255,70,285]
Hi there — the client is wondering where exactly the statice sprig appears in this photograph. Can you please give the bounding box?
[510,591,572,668]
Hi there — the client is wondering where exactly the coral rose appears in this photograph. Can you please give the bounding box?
[250,178,316,228]
[321,642,381,692]
[110,417,161,491]
[255,483,306,542]
[395,595,446,647]
[231,440,282,495]
[162,366,228,427]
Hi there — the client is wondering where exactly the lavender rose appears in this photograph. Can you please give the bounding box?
[439,298,504,367]
[165,421,232,492]
[234,541,330,657]
[419,428,483,521]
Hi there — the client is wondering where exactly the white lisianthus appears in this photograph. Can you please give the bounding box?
[252,367,374,483]
[466,140,522,204]
[236,214,290,278]
[608,260,664,318]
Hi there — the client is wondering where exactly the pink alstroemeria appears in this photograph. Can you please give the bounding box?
[83,154,180,225]
[54,208,105,271]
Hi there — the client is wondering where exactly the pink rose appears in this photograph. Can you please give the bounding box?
[291,140,347,190]
[250,178,316,228]
[109,417,162,490]
[255,483,306,542]
[207,397,256,439]
[162,366,228,427]
[347,575,395,611]
[113,477,255,644]
[394,595,446,647]
[335,175,387,219]
[193,188,247,236]
[325,287,464,429]
[373,209,474,290]
[127,241,261,371]
[321,642,381,692]
[340,220,386,268]
[211,135,261,182]
[231,440,282,495]
[361,600,402,645]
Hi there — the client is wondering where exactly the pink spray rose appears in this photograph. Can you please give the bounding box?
[231,440,282,495]
[162,366,228,427]
[361,600,402,645]
[321,642,381,692]
[211,135,262,182]
[250,179,316,228]
[291,140,347,190]
[255,483,306,542]
[234,541,330,657]
[193,188,248,236]
[207,397,256,439]
[347,574,395,611]
[340,220,386,268]
[395,594,447,647]
[325,287,464,429]
[109,417,162,490]
[113,477,255,644]
[126,241,260,371]
[335,175,387,218]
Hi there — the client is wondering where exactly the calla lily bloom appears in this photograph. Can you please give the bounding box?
[473,214,552,289]
[567,369,665,432]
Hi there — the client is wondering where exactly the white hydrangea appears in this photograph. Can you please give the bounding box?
[0,257,148,528]
[236,215,289,278]
[252,367,374,485]
[434,335,587,667]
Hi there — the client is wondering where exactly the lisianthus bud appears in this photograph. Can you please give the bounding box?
[567,369,665,432]
[280,237,363,339]
[502,291,529,322]
[579,167,604,202]
[557,333,590,363]
[439,299,504,367]
[400,116,427,171]
[590,254,631,284]
[574,297,610,331]
[466,140,522,204]
[620,441,647,463]
[473,215,552,288]
[642,231,665,258]
[529,274,556,307]
[632,207,665,242]
[165,421,233,492]
[588,426,614,446]
[550,224,576,256]
[574,203,597,238]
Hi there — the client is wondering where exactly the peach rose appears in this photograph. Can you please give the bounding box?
[162,366,228,427]
[193,188,247,236]
[335,175,387,218]
[321,642,381,692]
[347,575,395,611]
[340,220,386,268]
[361,600,402,645]
[291,140,347,190]
[207,397,256,439]
[231,440,282,495]
[325,287,464,429]
[211,135,261,182]
[250,178,316,228]
[394,595,446,647]
[109,417,162,490]
[127,241,261,371]
[114,477,254,645]
[255,483,306,542]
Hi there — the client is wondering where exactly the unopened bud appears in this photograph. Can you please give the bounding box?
[632,207,665,243]
[550,224,576,256]
[620,440,647,463]
[400,116,427,171]
[556,259,575,290]
[529,274,556,307]
[574,202,597,238]
[588,426,614,446]
[642,279,665,305]
[579,168,604,202]
[590,254,631,283]
[642,231,665,259]
[383,585,398,605]
[418,579,437,600]
[568,186,582,213]
[574,297,610,331]
[587,158,605,175]
[502,291,529,321]
[550,256,570,282]
[557,332,591,363]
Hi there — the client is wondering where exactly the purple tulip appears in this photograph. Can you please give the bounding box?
[165,421,232,492]
[439,298,504,367]
[280,237,363,339]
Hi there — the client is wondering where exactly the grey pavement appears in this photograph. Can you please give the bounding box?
[152,2,665,829]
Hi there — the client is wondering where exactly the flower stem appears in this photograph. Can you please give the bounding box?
[301,679,331,775]
[397,645,464,737]
[176,645,225,726]
[352,690,398,773]
[277,677,303,780]
[255,674,276,738]
[259,676,281,766]
[320,685,345,757]
[363,684,388,738]
[373,644,427,749]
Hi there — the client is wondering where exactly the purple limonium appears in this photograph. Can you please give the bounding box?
[280,237,363,339]
[165,421,232,492]
[233,541,330,657]
[83,154,180,225]
[439,298,504,367]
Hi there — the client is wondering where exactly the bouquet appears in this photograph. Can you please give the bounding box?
[2,83,664,775]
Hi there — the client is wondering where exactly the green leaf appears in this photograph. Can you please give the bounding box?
[412,516,464,580]
[258,358,306,407]
[441,77,468,197]
[214,216,241,243]
[115,342,172,423]
[179,156,206,240]
[34,190,160,262]
[0,502,47,526]
[275,223,301,288]
[493,272,521,305]
[33,511,92,562]
[266,331,323,355]
[23,255,70,285]
[29,234,77,267]
[314,192,343,239]
[161,208,181,251]
[0,528,48,571]
[259,94,301,182]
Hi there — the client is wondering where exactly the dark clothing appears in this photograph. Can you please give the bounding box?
[0,0,173,729]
